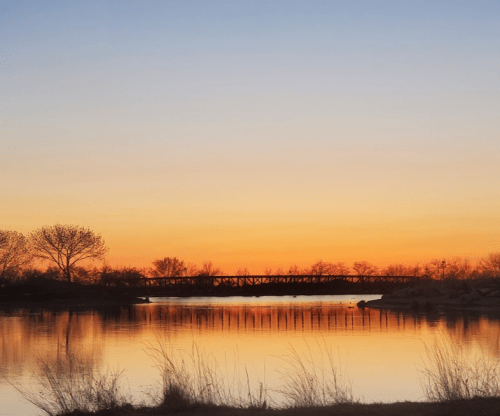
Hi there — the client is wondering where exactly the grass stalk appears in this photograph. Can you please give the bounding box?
[420,334,500,401]
[273,339,356,407]
[145,338,267,409]
[16,335,500,415]
[8,351,128,416]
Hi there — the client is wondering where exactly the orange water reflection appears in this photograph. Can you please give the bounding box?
[1,296,500,413]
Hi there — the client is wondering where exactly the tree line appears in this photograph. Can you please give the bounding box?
[1,224,500,284]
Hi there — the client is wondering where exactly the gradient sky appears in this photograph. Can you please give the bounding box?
[1,1,499,273]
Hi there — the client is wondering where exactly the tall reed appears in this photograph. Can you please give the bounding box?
[420,335,500,401]
[274,339,356,407]
[9,351,128,416]
[145,338,267,409]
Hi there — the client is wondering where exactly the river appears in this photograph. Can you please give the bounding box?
[1,294,499,414]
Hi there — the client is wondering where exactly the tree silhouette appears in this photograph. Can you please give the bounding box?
[382,263,421,277]
[198,261,222,276]
[352,261,378,276]
[0,230,32,279]
[236,267,250,276]
[150,257,186,277]
[309,261,327,275]
[288,264,305,275]
[309,261,351,275]
[332,262,351,275]
[479,252,500,277]
[446,257,473,279]
[29,224,107,282]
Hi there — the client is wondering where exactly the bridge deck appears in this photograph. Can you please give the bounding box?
[104,274,419,289]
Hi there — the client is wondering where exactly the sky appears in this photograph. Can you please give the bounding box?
[1,0,499,273]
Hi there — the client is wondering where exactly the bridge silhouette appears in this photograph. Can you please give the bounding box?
[104,274,419,296]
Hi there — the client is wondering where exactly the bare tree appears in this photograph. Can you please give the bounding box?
[150,257,186,277]
[72,265,103,284]
[331,262,351,275]
[382,263,421,277]
[422,260,439,279]
[0,230,33,279]
[101,266,145,286]
[423,259,448,279]
[446,257,474,280]
[305,261,351,275]
[198,261,222,276]
[288,264,305,275]
[29,224,108,283]
[236,267,250,276]
[311,260,333,276]
[308,261,350,275]
[479,252,500,277]
[352,261,378,276]
[184,262,198,277]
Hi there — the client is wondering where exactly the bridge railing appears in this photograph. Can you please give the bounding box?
[102,274,421,289]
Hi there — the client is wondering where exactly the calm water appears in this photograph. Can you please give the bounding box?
[1,294,500,415]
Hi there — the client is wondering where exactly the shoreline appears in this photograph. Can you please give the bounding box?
[361,280,500,314]
[54,398,500,416]
[364,297,500,312]
[3,276,500,313]
[0,294,150,311]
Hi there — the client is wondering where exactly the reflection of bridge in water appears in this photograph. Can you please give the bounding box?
[128,303,425,333]
[110,274,419,296]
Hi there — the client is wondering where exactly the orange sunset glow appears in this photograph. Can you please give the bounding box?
[2,1,499,274]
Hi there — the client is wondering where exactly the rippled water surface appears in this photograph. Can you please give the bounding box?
[1,295,500,415]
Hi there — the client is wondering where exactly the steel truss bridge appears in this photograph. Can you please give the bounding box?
[142,274,417,287]
[103,274,419,295]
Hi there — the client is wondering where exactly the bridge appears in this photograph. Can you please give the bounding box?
[103,274,420,296]
[143,274,416,287]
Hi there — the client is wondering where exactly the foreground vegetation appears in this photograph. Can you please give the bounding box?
[8,336,500,416]
[421,335,500,401]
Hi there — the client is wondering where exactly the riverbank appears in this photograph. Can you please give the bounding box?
[361,278,500,313]
[0,278,149,310]
[63,398,500,416]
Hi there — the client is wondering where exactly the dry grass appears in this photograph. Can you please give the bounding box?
[273,339,356,407]
[145,339,267,409]
[8,339,355,414]
[13,335,500,415]
[145,338,356,410]
[8,351,129,416]
[420,334,500,401]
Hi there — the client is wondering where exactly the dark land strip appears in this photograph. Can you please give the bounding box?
[63,398,500,416]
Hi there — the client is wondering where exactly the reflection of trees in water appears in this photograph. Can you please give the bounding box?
[438,311,500,356]
[1,303,500,377]
[0,309,105,376]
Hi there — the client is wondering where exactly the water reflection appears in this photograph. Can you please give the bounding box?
[2,298,500,369]
[1,295,500,414]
